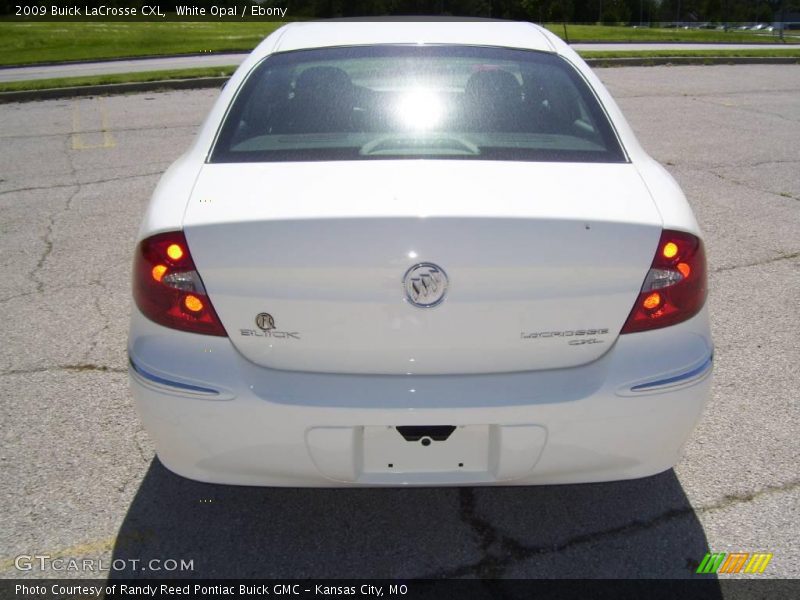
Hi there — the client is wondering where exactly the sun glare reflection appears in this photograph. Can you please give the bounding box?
[396,88,443,130]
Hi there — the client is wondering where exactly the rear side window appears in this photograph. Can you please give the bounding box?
[210,45,626,163]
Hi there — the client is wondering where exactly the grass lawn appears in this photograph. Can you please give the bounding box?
[0,21,282,66]
[545,23,794,43]
[0,21,795,67]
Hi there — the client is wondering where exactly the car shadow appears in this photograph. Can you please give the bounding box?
[108,458,720,586]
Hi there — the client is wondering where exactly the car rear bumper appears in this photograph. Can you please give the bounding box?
[128,307,713,487]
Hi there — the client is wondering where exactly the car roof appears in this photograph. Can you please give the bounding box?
[266,20,557,55]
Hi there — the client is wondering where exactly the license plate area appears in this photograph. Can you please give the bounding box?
[362,425,490,474]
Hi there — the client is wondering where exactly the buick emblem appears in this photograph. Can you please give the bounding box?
[403,263,448,308]
[255,313,275,331]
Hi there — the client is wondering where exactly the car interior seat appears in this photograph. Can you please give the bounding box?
[463,69,524,132]
[284,66,356,134]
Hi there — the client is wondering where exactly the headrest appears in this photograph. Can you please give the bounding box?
[295,66,353,96]
[465,69,522,103]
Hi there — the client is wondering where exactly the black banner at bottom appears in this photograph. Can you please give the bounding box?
[2,579,799,600]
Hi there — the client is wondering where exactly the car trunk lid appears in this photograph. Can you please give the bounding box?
[183,161,661,374]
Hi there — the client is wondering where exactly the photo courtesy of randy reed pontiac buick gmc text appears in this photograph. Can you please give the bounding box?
[128,20,713,487]
[13,584,410,597]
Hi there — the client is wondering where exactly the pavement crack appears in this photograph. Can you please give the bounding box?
[0,289,39,304]
[0,123,198,142]
[27,138,81,293]
[703,478,800,512]
[707,168,799,202]
[693,94,800,124]
[457,488,505,577]
[0,364,127,377]
[29,189,74,293]
[132,429,152,465]
[422,478,800,579]
[713,251,800,273]
[447,488,534,578]
[0,170,163,197]
[744,158,800,169]
[82,281,113,362]
[661,158,800,173]
[0,283,103,304]
[612,86,800,101]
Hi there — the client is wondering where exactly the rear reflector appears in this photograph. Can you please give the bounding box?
[620,230,707,334]
[133,231,227,336]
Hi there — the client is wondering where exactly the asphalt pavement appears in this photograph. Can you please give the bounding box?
[0,43,797,82]
[0,65,798,582]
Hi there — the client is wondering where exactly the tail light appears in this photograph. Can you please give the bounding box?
[133,231,227,336]
[621,229,707,334]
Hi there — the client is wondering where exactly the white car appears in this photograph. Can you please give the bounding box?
[129,21,712,487]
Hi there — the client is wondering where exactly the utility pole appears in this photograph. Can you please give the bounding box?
[723,0,728,31]
[780,0,786,42]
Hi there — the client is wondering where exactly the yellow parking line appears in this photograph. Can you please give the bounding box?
[71,98,116,150]
[0,532,148,571]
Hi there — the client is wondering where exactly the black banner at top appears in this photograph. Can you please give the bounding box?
[4,2,293,22]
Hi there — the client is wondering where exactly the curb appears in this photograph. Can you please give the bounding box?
[0,52,248,71]
[0,56,798,104]
[0,77,228,103]
[575,40,795,44]
[584,55,800,67]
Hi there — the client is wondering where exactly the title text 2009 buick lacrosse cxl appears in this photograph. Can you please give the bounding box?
[128,21,712,487]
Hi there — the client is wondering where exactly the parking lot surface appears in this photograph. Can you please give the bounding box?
[0,65,798,580]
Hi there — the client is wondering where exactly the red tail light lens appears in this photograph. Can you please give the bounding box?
[133,231,227,336]
[621,230,707,334]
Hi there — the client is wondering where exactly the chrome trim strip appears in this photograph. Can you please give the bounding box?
[631,353,713,392]
[129,358,219,395]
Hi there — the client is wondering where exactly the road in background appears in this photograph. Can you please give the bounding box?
[570,42,795,50]
[0,53,245,83]
[0,44,797,82]
[0,65,798,580]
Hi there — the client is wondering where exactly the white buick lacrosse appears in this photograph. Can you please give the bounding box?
[128,21,713,486]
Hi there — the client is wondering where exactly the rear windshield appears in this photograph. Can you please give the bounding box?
[210,45,626,163]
